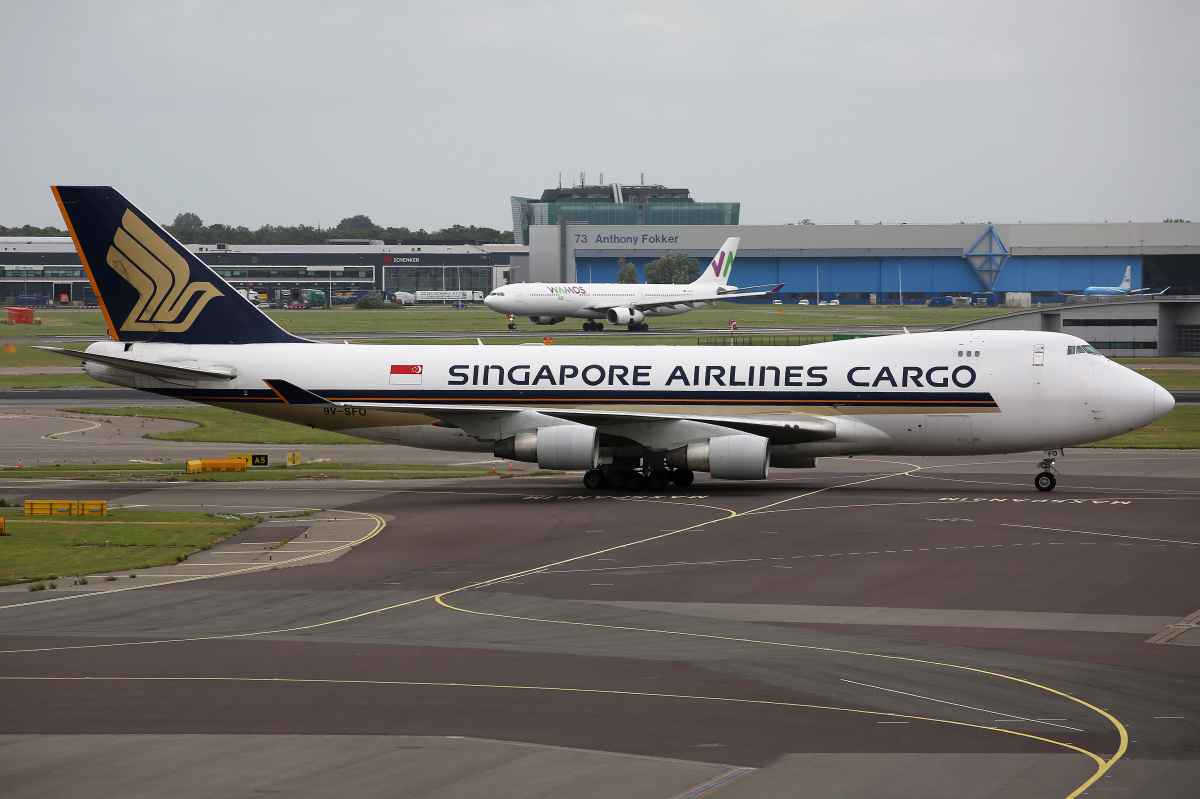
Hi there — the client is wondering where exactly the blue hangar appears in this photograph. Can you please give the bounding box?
[527,221,1200,304]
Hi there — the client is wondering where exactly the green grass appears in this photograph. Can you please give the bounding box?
[0,342,88,366]
[1125,369,1200,391]
[0,373,104,388]
[1114,358,1200,365]
[63,407,378,445]
[269,304,1004,333]
[0,509,259,585]
[1088,406,1200,449]
[0,462,496,482]
[4,304,1006,339]
[0,311,109,338]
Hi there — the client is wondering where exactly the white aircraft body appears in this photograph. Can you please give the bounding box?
[45,187,1174,493]
[484,238,781,331]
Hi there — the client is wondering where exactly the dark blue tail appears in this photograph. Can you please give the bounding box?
[53,186,305,344]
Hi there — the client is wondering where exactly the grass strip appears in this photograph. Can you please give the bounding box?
[1087,406,1200,449]
[1124,369,1200,391]
[0,461,497,482]
[0,509,259,586]
[62,407,378,445]
[0,374,106,389]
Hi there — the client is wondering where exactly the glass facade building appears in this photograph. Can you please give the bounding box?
[511,183,739,245]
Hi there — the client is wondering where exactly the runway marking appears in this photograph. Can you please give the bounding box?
[841,678,1084,732]
[0,675,1109,770]
[1145,608,1200,645]
[436,591,1124,799]
[0,463,1133,798]
[1001,523,1200,547]
[669,766,755,799]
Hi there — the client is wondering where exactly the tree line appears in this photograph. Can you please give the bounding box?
[1,214,515,244]
[616,252,700,284]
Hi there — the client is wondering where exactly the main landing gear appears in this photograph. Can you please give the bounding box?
[582,466,694,492]
[583,321,605,332]
[1034,448,1061,492]
[627,322,650,332]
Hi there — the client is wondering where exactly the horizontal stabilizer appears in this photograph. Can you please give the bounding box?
[33,346,237,381]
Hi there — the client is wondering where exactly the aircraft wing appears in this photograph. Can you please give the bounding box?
[34,346,238,381]
[264,379,836,445]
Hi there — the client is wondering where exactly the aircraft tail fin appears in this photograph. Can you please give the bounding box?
[1120,265,1132,291]
[52,186,306,345]
[692,237,741,286]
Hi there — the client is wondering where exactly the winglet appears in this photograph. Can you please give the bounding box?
[264,379,333,405]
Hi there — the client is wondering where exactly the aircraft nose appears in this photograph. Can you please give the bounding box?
[1154,381,1175,421]
[483,295,498,310]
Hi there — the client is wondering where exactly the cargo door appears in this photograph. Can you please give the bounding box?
[926,414,973,453]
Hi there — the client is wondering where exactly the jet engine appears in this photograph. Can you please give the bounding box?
[528,316,565,325]
[493,425,598,471]
[605,307,645,326]
[666,434,770,480]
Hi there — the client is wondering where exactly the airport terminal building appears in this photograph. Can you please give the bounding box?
[0,238,520,306]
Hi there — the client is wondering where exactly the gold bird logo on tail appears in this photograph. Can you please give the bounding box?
[106,209,223,332]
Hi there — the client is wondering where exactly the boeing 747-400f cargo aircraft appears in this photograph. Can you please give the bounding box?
[43,187,1173,493]
[483,237,782,331]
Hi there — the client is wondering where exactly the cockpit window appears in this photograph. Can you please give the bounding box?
[1068,344,1102,356]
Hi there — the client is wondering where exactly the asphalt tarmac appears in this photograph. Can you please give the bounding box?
[0,412,1198,797]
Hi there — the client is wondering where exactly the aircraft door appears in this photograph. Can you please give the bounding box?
[1033,344,1045,366]
[926,414,973,453]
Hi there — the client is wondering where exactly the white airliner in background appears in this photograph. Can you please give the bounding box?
[44,187,1174,494]
[1063,265,1170,297]
[484,237,782,331]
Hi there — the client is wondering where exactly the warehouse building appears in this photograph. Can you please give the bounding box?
[529,221,1200,304]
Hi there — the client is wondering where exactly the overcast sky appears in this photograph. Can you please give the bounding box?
[3,1,1197,231]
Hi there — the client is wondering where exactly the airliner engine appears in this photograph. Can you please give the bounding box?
[606,307,645,326]
[493,425,599,471]
[666,434,770,480]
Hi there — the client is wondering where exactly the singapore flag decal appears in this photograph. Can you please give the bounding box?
[390,364,423,385]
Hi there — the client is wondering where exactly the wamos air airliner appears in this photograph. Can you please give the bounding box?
[483,237,782,331]
[43,186,1173,493]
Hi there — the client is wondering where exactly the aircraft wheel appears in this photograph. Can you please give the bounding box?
[640,322,650,331]
[605,470,626,490]
[1035,471,1056,492]
[671,468,694,488]
[646,470,670,491]
[627,323,638,331]
[583,469,604,490]
[596,323,604,331]
[623,471,645,492]
[508,323,516,330]
[582,322,591,332]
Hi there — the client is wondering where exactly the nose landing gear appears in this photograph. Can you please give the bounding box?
[1035,448,1061,492]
